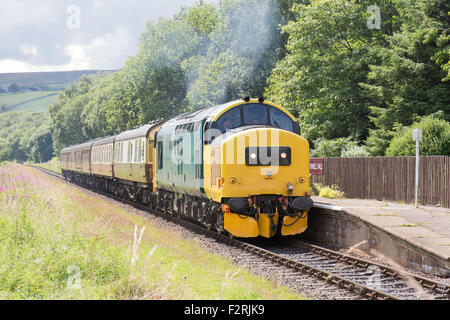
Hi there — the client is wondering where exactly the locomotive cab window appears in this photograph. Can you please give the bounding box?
[242,104,268,126]
[217,108,241,133]
[270,107,293,132]
[214,104,300,135]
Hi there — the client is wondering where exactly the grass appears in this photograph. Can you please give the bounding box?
[0,163,306,300]
[46,83,72,90]
[0,70,115,88]
[33,157,62,174]
[11,94,59,112]
[373,213,400,217]
[0,91,59,113]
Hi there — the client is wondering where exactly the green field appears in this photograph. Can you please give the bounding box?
[0,70,114,88]
[0,91,60,113]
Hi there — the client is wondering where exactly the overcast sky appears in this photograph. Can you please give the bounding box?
[0,0,211,73]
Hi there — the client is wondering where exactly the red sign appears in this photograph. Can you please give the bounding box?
[310,158,324,175]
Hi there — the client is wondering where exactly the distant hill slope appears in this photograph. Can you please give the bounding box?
[0,70,116,113]
[0,91,60,113]
[0,70,116,88]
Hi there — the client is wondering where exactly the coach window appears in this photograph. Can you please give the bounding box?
[157,141,163,170]
[141,139,145,162]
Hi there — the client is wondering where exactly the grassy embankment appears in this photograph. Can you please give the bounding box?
[0,163,306,300]
[33,157,62,174]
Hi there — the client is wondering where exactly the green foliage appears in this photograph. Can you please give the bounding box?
[311,137,368,158]
[267,0,391,142]
[28,125,54,163]
[362,0,450,155]
[386,114,450,156]
[341,145,370,158]
[0,112,53,162]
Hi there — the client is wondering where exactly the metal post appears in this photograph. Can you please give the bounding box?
[412,129,422,208]
[415,138,419,208]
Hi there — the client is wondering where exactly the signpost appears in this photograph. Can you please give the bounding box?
[412,128,422,208]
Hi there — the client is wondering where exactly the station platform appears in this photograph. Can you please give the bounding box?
[305,197,450,277]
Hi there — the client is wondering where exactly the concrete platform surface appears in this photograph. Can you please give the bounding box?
[311,197,450,262]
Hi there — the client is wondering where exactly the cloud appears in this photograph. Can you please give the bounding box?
[0,0,205,73]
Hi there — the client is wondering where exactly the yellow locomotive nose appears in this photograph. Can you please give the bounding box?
[220,127,310,198]
[204,127,312,238]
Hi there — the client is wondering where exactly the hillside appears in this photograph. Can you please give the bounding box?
[0,70,115,89]
[0,70,116,114]
[0,91,60,113]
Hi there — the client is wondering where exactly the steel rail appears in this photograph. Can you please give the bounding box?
[29,165,448,300]
[294,241,450,297]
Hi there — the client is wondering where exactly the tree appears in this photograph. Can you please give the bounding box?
[362,0,450,155]
[49,76,95,153]
[8,83,19,93]
[266,0,392,143]
[28,125,54,163]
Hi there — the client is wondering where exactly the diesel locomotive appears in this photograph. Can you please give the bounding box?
[60,98,313,238]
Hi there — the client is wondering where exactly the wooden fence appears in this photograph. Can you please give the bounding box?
[310,156,450,208]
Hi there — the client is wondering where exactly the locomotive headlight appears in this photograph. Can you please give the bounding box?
[281,152,287,159]
[250,153,257,160]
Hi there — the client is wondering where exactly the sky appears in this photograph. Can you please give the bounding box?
[0,0,210,74]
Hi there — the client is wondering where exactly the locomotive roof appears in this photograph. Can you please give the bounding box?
[164,101,235,125]
[163,99,296,126]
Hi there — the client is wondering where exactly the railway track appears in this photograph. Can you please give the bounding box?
[29,165,450,300]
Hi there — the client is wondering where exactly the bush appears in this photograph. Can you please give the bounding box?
[311,137,370,158]
[386,115,450,156]
[318,185,345,199]
[341,145,370,158]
